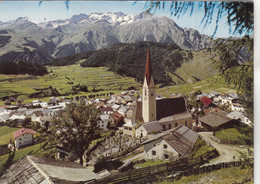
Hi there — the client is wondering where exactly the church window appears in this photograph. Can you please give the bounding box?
[169,124,171,129]
[175,122,178,127]
[185,121,188,126]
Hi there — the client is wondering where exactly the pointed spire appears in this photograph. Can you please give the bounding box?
[145,47,153,85]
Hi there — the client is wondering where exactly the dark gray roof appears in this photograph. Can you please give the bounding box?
[140,121,163,133]
[199,113,233,127]
[0,156,47,184]
[134,97,189,122]
[158,111,192,123]
[143,126,198,157]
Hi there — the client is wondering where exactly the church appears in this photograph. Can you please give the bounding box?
[133,47,193,138]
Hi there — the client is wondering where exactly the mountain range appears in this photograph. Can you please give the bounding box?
[0,12,212,63]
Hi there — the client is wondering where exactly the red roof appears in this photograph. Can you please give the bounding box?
[145,47,153,85]
[110,111,124,119]
[100,107,114,112]
[200,96,213,106]
[13,128,36,139]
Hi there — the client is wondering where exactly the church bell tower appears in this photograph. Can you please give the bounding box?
[142,47,156,123]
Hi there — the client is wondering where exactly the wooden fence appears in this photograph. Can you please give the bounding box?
[131,161,242,184]
[92,159,242,184]
[93,157,203,184]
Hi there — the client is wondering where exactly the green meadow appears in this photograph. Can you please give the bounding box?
[0,126,20,145]
[0,64,235,105]
[157,75,236,97]
[0,64,142,104]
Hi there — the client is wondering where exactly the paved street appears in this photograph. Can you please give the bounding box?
[198,132,252,165]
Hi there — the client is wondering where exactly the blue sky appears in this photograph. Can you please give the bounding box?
[0,1,243,38]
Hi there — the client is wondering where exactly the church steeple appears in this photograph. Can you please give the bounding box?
[145,47,153,86]
[142,47,156,123]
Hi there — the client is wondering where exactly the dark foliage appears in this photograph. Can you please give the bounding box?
[80,42,192,84]
[29,86,61,98]
[72,84,89,93]
[44,50,96,66]
[0,61,48,76]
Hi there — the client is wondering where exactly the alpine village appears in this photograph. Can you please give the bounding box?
[0,3,254,184]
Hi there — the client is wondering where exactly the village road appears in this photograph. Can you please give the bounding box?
[198,132,251,166]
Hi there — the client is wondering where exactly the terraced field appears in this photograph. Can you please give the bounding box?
[0,64,235,105]
[0,64,142,103]
[157,75,236,97]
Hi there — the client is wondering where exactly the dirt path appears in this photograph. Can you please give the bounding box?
[198,132,251,165]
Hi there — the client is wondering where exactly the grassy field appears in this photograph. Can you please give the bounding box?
[215,128,250,145]
[0,142,50,173]
[157,167,253,184]
[135,160,168,168]
[0,64,235,105]
[0,64,142,104]
[157,75,236,97]
[0,126,19,145]
[170,50,217,85]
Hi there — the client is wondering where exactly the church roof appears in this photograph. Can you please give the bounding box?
[134,97,189,122]
[144,47,153,85]
[156,97,188,120]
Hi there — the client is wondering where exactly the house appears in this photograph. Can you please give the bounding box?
[143,126,198,160]
[95,102,105,109]
[8,114,26,124]
[110,111,124,126]
[32,100,41,107]
[118,106,128,115]
[40,115,53,127]
[203,107,221,115]
[135,121,163,138]
[4,100,11,106]
[199,96,213,108]
[230,102,245,112]
[13,128,36,148]
[112,104,120,111]
[0,155,101,184]
[123,119,137,137]
[124,95,133,102]
[133,48,192,131]
[199,113,239,131]
[220,95,233,105]
[209,91,220,98]
[226,111,252,126]
[100,107,114,115]
[97,114,114,131]
[0,114,9,124]
[30,111,43,123]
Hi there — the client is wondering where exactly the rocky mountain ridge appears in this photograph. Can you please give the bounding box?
[0,12,212,63]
